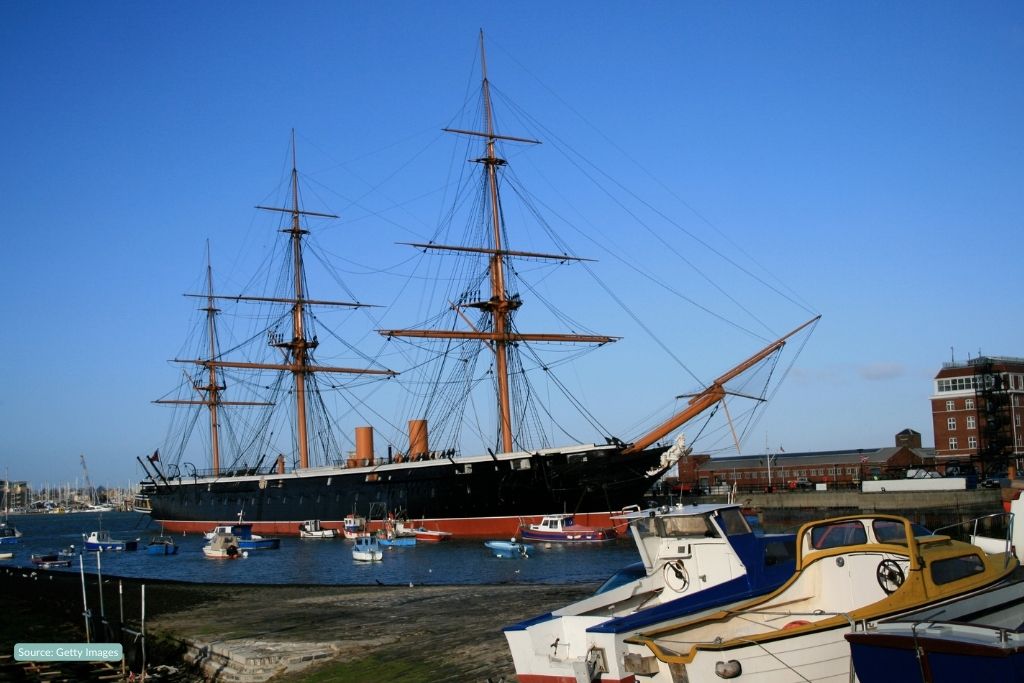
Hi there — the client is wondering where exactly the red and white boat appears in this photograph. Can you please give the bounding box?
[519,514,615,543]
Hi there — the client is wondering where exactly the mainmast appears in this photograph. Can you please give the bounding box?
[172,133,396,472]
[379,32,615,455]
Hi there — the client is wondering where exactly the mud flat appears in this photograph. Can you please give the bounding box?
[0,567,595,682]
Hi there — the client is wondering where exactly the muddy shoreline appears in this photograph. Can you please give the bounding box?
[1,566,595,681]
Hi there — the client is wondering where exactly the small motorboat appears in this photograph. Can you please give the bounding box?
[298,519,339,539]
[83,530,138,552]
[505,503,796,682]
[0,522,22,545]
[352,534,383,562]
[203,533,245,560]
[623,514,1017,683]
[412,527,452,543]
[31,553,72,569]
[145,535,178,555]
[519,513,615,543]
[485,539,532,558]
[204,514,280,550]
[379,534,416,547]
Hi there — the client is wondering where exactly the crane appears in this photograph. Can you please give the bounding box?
[80,453,95,507]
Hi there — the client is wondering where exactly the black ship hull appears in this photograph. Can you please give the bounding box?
[145,444,669,537]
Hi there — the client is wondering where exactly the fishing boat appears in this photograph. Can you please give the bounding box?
[83,530,138,552]
[845,578,1024,682]
[136,34,820,539]
[622,514,1017,683]
[145,535,178,555]
[505,503,796,682]
[484,539,532,558]
[342,514,366,540]
[203,533,245,559]
[519,513,616,543]
[352,534,383,562]
[298,520,339,539]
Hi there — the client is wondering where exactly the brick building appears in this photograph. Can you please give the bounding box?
[931,356,1024,475]
[672,430,934,494]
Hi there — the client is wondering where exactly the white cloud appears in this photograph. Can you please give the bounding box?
[859,363,905,381]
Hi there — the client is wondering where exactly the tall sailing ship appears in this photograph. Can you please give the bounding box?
[137,35,818,537]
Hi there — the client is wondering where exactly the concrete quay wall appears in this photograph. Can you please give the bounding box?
[738,488,1003,513]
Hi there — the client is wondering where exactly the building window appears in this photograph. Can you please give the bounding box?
[949,437,958,450]
[968,436,977,449]
[947,417,957,430]
[966,398,975,410]
[967,416,976,430]
[938,377,977,392]
[1017,414,1022,428]
[945,400,955,411]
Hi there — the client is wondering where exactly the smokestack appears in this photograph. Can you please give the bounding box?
[355,426,374,466]
[409,419,429,460]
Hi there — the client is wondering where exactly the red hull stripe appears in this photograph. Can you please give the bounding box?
[155,511,633,538]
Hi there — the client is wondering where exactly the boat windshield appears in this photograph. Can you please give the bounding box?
[633,514,720,539]
[594,561,646,595]
[714,508,752,536]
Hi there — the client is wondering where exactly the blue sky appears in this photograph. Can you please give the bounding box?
[2,2,1021,487]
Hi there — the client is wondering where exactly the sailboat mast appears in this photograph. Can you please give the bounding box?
[479,32,516,455]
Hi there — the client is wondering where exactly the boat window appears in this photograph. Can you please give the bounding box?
[872,519,909,544]
[764,539,795,567]
[930,554,986,585]
[810,520,867,550]
[657,515,719,538]
[716,508,752,536]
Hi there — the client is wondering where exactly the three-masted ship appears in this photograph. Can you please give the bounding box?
[138,35,818,537]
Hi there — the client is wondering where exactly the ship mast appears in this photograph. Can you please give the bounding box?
[172,133,396,472]
[379,32,615,455]
[157,243,272,475]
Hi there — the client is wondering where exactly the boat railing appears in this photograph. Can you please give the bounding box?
[934,512,1015,567]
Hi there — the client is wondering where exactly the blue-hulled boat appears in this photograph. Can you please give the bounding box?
[484,539,532,558]
[505,503,796,682]
[846,578,1024,682]
[83,530,138,552]
[145,535,178,555]
[0,522,20,545]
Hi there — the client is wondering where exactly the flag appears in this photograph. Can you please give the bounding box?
[148,449,160,463]
[859,455,869,464]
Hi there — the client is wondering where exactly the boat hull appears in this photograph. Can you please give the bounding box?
[145,543,178,555]
[147,444,667,538]
[85,540,137,552]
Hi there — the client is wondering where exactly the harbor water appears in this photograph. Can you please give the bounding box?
[0,511,642,585]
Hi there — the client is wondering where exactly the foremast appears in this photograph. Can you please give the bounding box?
[379,32,615,455]
[170,134,396,474]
